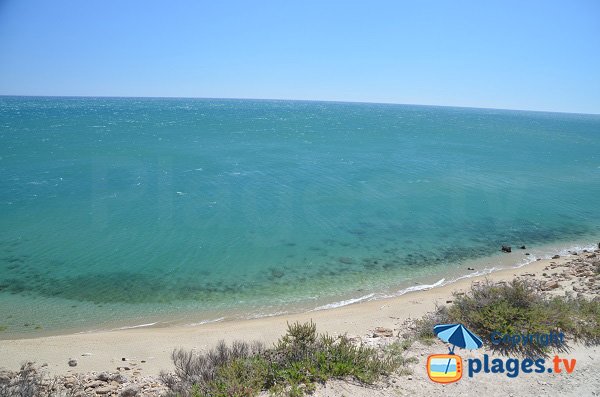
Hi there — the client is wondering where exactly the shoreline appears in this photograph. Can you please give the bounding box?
[2,238,596,340]
[1,243,597,377]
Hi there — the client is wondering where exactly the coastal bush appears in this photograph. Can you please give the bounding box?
[0,362,41,397]
[413,279,600,357]
[409,305,450,345]
[161,321,408,397]
[0,361,70,397]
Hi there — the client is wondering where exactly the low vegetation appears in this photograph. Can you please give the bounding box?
[0,362,77,397]
[161,321,411,397]
[412,279,600,356]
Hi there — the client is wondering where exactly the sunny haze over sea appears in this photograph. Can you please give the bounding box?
[1,96,599,336]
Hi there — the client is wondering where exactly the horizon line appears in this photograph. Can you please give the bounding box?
[1,94,598,117]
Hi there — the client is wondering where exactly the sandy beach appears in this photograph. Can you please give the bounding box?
[1,247,598,396]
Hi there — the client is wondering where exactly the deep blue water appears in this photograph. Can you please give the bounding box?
[1,97,599,336]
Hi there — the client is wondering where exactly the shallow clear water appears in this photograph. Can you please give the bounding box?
[1,97,599,337]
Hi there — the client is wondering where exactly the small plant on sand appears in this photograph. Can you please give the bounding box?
[161,321,411,397]
[410,305,450,345]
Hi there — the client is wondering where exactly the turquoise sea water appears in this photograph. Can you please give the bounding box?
[1,97,599,337]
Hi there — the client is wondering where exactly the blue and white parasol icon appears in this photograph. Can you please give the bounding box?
[433,323,483,375]
[433,323,483,354]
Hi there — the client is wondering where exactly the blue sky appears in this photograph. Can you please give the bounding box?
[0,0,599,113]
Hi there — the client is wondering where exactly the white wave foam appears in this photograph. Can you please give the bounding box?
[187,317,225,327]
[394,278,446,296]
[312,293,375,311]
[114,322,157,330]
[245,311,289,320]
[556,243,598,257]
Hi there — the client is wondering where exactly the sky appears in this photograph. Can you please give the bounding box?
[0,0,599,114]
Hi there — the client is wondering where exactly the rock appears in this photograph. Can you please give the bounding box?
[96,372,110,381]
[543,281,559,290]
[121,357,127,361]
[84,380,104,388]
[552,255,560,259]
[0,370,13,383]
[68,359,78,367]
[598,242,600,249]
[467,267,475,271]
[96,386,115,395]
[63,375,76,384]
[520,245,526,249]
[407,375,413,380]
[372,327,394,337]
[501,245,512,253]
[525,253,530,255]
[121,385,140,397]
[446,300,453,304]
[111,374,129,384]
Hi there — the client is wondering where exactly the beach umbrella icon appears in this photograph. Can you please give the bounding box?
[433,323,483,354]
[433,324,483,376]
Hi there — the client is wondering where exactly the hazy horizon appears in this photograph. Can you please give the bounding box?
[2,94,600,116]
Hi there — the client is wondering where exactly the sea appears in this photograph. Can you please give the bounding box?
[1,96,599,337]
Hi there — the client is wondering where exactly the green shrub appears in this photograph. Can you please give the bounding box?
[162,321,412,397]
[413,279,600,357]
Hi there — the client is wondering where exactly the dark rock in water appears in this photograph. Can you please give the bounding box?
[501,245,512,253]
[467,267,475,271]
[520,245,526,249]
[338,257,354,265]
[525,253,530,256]
[598,242,600,249]
[552,255,560,259]
[68,359,77,367]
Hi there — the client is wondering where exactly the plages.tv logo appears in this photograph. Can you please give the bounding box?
[426,323,482,383]
[426,324,577,383]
